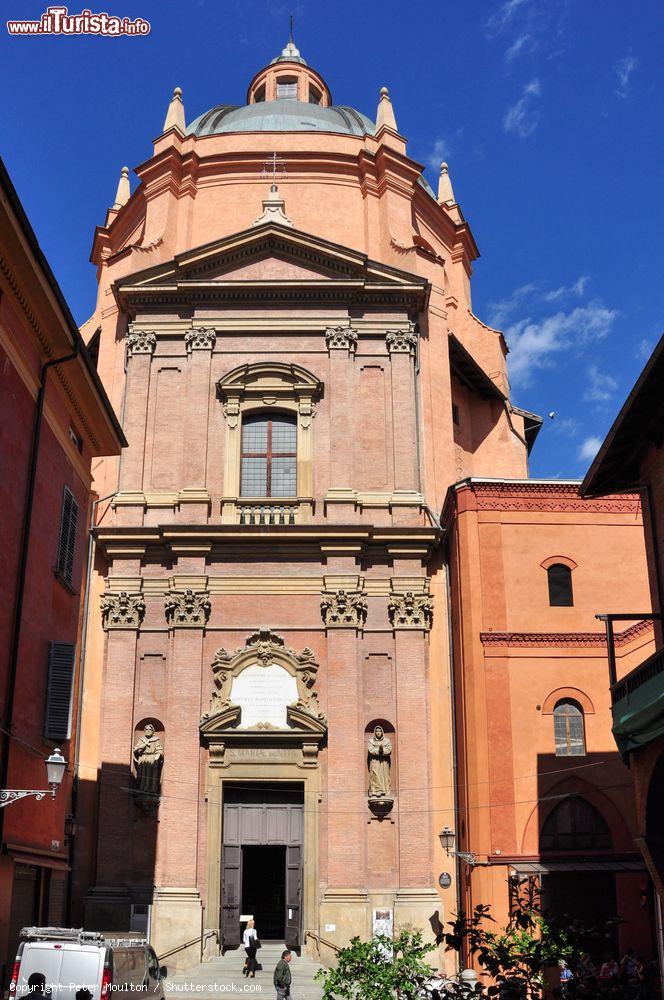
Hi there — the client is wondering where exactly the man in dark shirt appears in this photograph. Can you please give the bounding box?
[273,949,292,999]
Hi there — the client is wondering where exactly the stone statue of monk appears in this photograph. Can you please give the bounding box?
[367,725,392,798]
[132,723,164,796]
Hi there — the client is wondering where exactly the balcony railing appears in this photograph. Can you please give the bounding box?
[238,503,297,526]
[611,647,664,705]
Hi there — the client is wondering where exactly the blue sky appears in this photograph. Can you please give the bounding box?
[1,0,663,478]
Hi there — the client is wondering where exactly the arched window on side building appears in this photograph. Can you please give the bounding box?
[547,563,574,606]
[553,699,586,756]
[540,796,611,852]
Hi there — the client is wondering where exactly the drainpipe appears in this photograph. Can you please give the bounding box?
[0,349,79,846]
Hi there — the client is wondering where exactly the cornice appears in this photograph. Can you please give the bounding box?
[443,479,641,523]
[93,522,440,562]
[480,618,653,649]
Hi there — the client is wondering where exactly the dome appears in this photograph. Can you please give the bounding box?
[187,100,375,138]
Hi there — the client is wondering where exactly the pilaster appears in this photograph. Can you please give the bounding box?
[323,581,366,889]
[119,328,155,492]
[387,325,419,492]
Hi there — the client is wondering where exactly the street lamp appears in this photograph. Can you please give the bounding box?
[0,748,67,808]
[439,825,482,868]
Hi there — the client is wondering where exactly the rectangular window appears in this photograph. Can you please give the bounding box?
[44,641,76,741]
[55,485,79,585]
[241,414,297,497]
[276,80,298,100]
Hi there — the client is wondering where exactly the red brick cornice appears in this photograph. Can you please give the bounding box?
[480,618,653,649]
[473,481,639,513]
[442,479,641,527]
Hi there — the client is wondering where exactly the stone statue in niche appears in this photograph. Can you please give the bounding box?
[367,726,394,818]
[132,723,164,798]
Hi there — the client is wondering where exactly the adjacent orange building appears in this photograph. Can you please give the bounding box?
[0,157,124,982]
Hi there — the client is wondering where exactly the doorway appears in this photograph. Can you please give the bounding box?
[541,871,618,959]
[242,845,286,939]
[221,782,304,950]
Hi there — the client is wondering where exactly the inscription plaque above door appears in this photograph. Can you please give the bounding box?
[231,663,298,729]
[200,628,327,750]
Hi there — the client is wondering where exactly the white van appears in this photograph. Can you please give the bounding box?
[9,927,167,1000]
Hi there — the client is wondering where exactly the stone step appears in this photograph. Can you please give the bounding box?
[166,944,325,1000]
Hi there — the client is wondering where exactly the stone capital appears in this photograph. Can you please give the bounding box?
[386,324,417,356]
[325,325,358,353]
[100,590,146,629]
[126,328,156,357]
[185,327,217,353]
[165,589,211,628]
[388,590,433,630]
[321,589,367,629]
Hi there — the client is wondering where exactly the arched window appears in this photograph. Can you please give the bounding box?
[540,796,611,852]
[553,700,586,756]
[240,412,297,497]
[547,563,574,606]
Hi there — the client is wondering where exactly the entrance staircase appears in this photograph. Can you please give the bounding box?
[166,942,325,1000]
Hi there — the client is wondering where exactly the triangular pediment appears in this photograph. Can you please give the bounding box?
[113,224,429,314]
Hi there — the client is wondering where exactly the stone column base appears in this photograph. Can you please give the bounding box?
[151,887,203,973]
[317,889,368,961]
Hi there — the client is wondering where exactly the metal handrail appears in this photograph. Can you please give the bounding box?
[158,929,218,962]
[303,929,341,955]
[611,646,664,704]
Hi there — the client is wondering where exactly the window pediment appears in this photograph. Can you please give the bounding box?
[217,361,322,404]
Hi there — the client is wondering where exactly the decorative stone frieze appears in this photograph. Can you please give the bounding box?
[385,324,418,356]
[125,329,156,357]
[100,590,146,629]
[185,327,217,353]
[388,591,433,630]
[320,589,368,629]
[325,325,358,352]
[164,589,211,627]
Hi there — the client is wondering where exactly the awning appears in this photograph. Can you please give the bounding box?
[511,860,645,874]
[7,844,70,872]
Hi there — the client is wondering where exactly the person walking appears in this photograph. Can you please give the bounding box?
[273,949,293,999]
[243,919,258,978]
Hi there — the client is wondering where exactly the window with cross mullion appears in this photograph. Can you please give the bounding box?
[240,412,297,497]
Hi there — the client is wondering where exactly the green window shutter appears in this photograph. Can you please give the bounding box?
[44,641,75,741]
[56,485,79,585]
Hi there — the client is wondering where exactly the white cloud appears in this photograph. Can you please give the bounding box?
[551,417,579,437]
[615,52,638,99]
[503,79,541,138]
[637,338,652,361]
[578,436,603,463]
[504,32,535,63]
[427,137,451,171]
[488,283,538,327]
[505,302,617,385]
[544,275,589,302]
[583,365,618,403]
[486,0,531,35]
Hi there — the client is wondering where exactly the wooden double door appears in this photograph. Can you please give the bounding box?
[221,783,303,951]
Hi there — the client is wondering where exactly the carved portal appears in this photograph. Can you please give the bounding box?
[325,325,358,352]
[385,324,418,356]
[388,591,433,630]
[321,590,367,628]
[200,628,326,747]
[164,589,211,627]
[185,327,216,352]
[132,723,164,806]
[126,328,156,357]
[100,591,146,629]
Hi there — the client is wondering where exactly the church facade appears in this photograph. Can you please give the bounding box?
[74,39,656,971]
